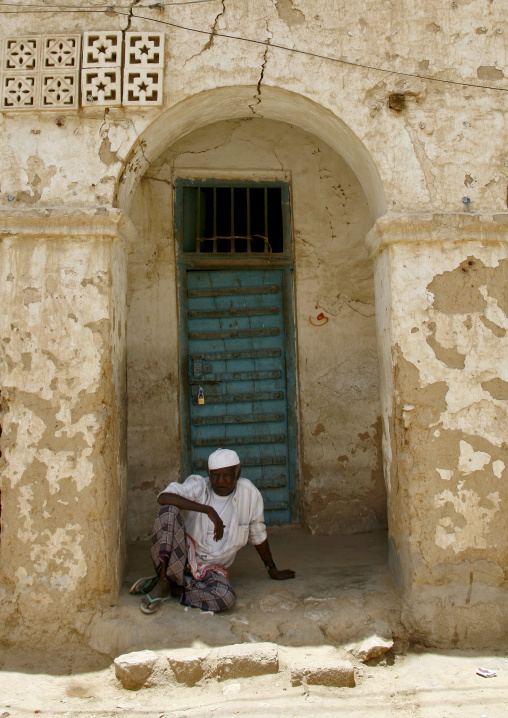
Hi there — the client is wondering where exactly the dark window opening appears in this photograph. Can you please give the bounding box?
[182,184,284,254]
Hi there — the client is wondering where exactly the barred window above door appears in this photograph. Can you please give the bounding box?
[181,182,286,254]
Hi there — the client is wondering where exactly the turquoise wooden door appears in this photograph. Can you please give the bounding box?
[184,268,297,524]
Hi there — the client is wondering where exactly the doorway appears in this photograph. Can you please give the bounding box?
[126,116,382,541]
[176,179,298,524]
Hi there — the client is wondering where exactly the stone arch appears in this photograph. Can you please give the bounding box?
[115,85,387,220]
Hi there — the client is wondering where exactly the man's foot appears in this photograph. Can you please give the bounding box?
[129,574,158,595]
[140,577,172,614]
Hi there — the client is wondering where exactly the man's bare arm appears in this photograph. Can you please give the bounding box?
[158,491,224,541]
[254,538,295,580]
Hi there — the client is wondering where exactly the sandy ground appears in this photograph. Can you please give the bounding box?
[2,530,507,716]
[1,646,508,717]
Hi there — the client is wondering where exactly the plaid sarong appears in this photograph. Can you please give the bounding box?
[150,505,236,613]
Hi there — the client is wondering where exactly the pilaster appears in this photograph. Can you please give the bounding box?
[368,212,508,646]
[0,207,135,642]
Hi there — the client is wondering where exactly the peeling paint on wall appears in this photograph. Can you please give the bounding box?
[435,487,500,553]
[373,225,508,644]
[0,215,130,637]
[0,0,506,649]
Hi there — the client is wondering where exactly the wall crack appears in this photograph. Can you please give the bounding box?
[248,20,272,116]
[121,0,142,34]
[184,0,227,64]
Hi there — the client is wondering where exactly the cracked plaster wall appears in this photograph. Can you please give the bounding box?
[0,1,506,218]
[0,0,506,645]
[0,225,128,643]
[126,118,386,539]
[374,234,508,645]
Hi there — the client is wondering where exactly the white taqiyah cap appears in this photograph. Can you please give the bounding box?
[208,448,240,471]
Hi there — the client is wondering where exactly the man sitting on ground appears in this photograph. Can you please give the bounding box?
[132,448,295,613]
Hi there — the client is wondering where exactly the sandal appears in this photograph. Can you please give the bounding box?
[129,575,158,595]
[140,592,171,615]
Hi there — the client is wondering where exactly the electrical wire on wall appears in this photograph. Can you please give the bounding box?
[0,2,506,93]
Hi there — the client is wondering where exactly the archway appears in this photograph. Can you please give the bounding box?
[122,92,388,541]
[115,85,387,221]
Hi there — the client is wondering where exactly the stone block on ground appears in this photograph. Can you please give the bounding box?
[114,650,158,690]
[287,649,355,688]
[166,648,210,686]
[356,633,394,662]
[216,642,278,681]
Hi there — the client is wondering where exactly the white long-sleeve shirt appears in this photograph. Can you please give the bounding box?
[158,474,267,568]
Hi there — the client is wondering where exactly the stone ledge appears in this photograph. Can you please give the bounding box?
[113,644,357,690]
[166,647,211,686]
[114,650,158,690]
[290,660,355,688]
[216,642,279,681]
[0,206,137,249]
[366,212,508,257]
[281,646,356,688]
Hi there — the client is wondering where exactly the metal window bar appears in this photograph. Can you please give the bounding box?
[264,187,269,254]
[213,187,217,253]
[247,188,251,253]
[196,187,201,253]
[193,185,276,255]
[231,187,235,252]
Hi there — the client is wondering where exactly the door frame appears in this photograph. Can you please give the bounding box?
[174,177,299,523]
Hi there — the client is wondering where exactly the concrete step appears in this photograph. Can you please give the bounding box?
[76,528,404,658]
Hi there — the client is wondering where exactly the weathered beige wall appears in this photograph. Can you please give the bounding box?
[127,174,180,540]
[369,214,508,646]
[126,118,385,539]
[0,210,131,643]
[0,0,506,647]
[0,2,505,219]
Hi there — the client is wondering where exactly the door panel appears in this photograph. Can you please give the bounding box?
[186,268,294,524]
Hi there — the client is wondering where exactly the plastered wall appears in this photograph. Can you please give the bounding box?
[0,213,130,644]
[0,2,505,218]
[0,0,506,647]
[126,118,386,540]
[370,215,508,645]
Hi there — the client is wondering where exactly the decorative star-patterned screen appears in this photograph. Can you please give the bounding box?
[1,32,164,111]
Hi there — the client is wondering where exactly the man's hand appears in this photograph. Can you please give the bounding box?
[158,493,226,541]
[254,538,295,580]
[268,567,295,581]
[206,506,225,541]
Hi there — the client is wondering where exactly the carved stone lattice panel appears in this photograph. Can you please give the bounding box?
[1,31,166,110]
[81,67,121,106]
[123,68,163,106]
[82,32,122,67]
[42,73,78,108]
[125,33,164,68]
[43,36,81,69]
[4,37,39,71]
[2,74,38,110]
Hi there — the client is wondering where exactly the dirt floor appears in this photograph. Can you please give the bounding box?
[1,646,508,717]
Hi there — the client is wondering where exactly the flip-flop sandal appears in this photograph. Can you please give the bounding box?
[140,592,172,615]
[129,575,158,595]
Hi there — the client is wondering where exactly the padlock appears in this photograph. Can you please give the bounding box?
[197,386,205,405]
